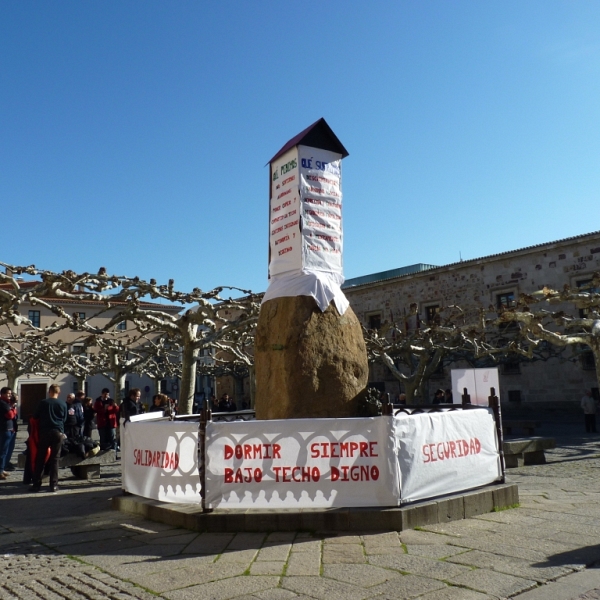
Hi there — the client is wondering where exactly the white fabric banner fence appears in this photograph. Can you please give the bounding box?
[119,409,502,507]
[121,417,201,503]
[393,408,502,504]
[205,417,399,509]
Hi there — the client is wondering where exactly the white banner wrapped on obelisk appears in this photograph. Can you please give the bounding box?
[264,119,350,313]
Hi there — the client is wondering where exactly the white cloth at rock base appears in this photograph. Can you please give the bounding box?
[261,270,349,314]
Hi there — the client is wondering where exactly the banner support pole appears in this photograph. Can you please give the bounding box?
[200,399,212,512]
[488,387,505,483]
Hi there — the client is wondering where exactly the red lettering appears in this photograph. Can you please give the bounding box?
[429,444,437,462]
[423,444,431,463]
[359,442,369,457]
[331,466,339,481]
[462,440,469,456]
[437,443,444,461]
[224,468,233,483]
[369,442,378,457]
[450,441,457,458]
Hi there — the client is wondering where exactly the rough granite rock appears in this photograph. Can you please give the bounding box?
[254,295,368,419]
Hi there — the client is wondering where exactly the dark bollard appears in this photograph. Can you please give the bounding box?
[488,387,505,482]
[461,387,471,406]
[199,398,212,512]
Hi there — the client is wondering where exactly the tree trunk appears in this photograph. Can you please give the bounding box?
[179,341,199,415]
[114,369,127,403]
[5,367,17,392]
[404,379,419,405]
[592,340,600,394]
[248,364,256,409]
[75,375,85,393]
[234,375,244,404]
[152,376,161,396]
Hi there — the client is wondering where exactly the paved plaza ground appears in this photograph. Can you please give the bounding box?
[3,414,600,599]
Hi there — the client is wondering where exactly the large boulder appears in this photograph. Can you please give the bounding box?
[254,295,368,419]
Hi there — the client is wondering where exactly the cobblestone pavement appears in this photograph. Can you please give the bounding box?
[3,423,600,599]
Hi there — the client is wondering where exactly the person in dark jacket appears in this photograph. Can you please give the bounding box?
[0,387,17,480]
[218,394,237,412]
[65,393,85,440]
[149,393,168,414]
[121,388,142,421]
[32,384,67,493]
[82,397,96,438]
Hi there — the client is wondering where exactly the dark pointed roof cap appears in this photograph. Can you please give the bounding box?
[268,118,349,164]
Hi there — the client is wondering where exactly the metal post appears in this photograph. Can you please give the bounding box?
[199,398,212,512]
[382,392,393,416]
[488,386,505,483]
[461,387,471,406]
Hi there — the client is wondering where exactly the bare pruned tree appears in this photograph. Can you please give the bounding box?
[496,274,600,390]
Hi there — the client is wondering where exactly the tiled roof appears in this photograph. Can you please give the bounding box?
[268,118,349,164]
[343,230,600,290]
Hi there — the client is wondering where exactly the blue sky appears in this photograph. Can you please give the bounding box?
[2,2,599,295]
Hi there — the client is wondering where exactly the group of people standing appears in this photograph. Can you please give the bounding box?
[1,383,174,493]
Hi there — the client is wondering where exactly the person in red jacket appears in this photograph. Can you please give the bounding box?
[104,397,119,451]
[93,389,109,450]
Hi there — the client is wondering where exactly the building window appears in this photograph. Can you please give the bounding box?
[581,351,596,370]
[496,292,516,310]
[503,361,521,375]
[496,291,517,331]
[71,344,86,357]
[424,304,440,326]
[508,390,522,403]
[116,321,127,331]
[366,311,382,331]
[77,312,86,320]
[576,279,599,318]
[28,310,41,327]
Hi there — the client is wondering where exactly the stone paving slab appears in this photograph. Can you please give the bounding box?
[447,568,538,597]
[446,548,574,582]
[4,427,600,599]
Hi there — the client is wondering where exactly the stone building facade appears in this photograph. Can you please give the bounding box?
[0,281,182,418]
[342,231,600,407]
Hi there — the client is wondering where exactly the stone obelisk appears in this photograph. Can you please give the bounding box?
[255,118,368,420]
